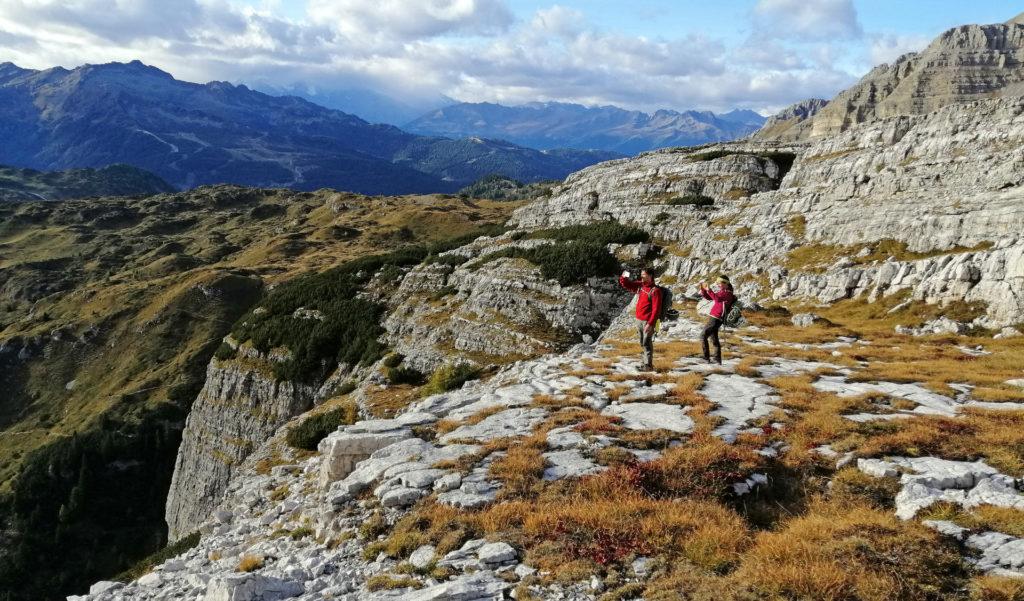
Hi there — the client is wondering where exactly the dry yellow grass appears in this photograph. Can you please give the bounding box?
[969,574,1024,600]
[732,501,966,601]
[237,554,264,572]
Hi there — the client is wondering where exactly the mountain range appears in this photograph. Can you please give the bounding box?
[405,102,766,154]
[0,61,620,195]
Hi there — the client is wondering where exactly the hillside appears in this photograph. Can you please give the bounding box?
[405,102,765,154]
[0,188,521,600]
[0,61,616,194]
[0,163,174,201]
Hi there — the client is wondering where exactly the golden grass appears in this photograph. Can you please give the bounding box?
[732,501,966,601]
[366,574,422,591]
[969,574,1024,601]
[489,430,548,500]
[237,554,264,572]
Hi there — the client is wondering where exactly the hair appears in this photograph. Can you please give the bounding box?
[640,267,655,279]
[716,274,733,291]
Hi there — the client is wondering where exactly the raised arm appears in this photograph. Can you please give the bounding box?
[619,275,641,292]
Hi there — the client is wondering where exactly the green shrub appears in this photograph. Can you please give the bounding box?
[666,194,714,207]
[213,341,236,361]
[115,532,200,582]
[527,221,649,246]
[386,365,425,386]
[475,241,620,286]
[421,363,482,397]
[423,253,469,267]
[286,405,359,451]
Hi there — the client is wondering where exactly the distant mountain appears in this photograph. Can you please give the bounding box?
[254,83,454,126]
[0,163,173,201]
[0,61,617,195]
[404,102,767,154]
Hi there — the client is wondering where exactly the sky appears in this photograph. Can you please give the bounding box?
[0,0,1020,115]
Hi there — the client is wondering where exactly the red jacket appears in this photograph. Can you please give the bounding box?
[619,276,662,326]
[700,286,736,319]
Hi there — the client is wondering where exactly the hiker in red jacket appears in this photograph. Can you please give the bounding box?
[619,267,662,370]
[699,275,735,365]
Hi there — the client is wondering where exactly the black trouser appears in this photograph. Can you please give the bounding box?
[701,317,723,363]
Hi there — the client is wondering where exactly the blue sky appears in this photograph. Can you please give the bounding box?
[1,0,1021,115]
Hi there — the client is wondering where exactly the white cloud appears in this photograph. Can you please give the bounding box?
[753,0,863,41]
[307,0,513,39]
[869,32,931,65]
[0,0,876,115]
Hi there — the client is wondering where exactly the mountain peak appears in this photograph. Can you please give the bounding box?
[1008,11,1024,25]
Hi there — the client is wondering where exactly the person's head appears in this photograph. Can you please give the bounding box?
[716,274,732,291]
[640,267,654,285]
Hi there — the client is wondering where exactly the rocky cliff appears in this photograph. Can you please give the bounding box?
[164,341,323,541]
[756,15,1024,140]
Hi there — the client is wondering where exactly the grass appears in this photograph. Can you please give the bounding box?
[237,554,264,572]
[366,574,423,591]
[785,239,995,274]
[731,501,966,601]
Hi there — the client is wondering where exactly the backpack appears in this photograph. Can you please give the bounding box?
[643,286,677,322]
[723,299,744,328]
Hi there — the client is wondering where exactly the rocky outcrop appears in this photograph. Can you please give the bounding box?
[509,143,800,229]
[382,234,630,371]
[753,98,829,140]
[758,16,1024,140]
[165,340,322,542]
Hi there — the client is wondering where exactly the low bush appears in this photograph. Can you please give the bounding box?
[666,195,714,207]
[386,365,426,386]
[527,221,649,246]
[115,532,200,582]
[286,403,359,450]
[476,241,620,286]
[421,363,481,397]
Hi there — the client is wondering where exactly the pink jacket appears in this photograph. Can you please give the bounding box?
[700,286,735,319]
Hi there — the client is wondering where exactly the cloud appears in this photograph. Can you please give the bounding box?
[307,0,514,39]
[0,0,873,115]
[753,0,863,41]
[869,32,931,65]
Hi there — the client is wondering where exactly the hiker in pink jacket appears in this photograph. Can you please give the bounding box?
[699,275,735,364]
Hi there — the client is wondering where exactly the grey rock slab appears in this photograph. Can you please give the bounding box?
[967,532,1024,572]
[477,542,517,564]
[89,581,123,595]
[380,486,425,508]
[601,402,694,433]
[204,574,304,601]
[542,449,605,481]
[923,519,970,540]
[813,375,958,416]
[701,374,779,443]
[409,545,436,570]
[439,408,547,443]
[545,426,588,449]
[381,571,508,600]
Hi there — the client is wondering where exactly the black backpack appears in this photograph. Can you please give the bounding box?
[642,286,677,322]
